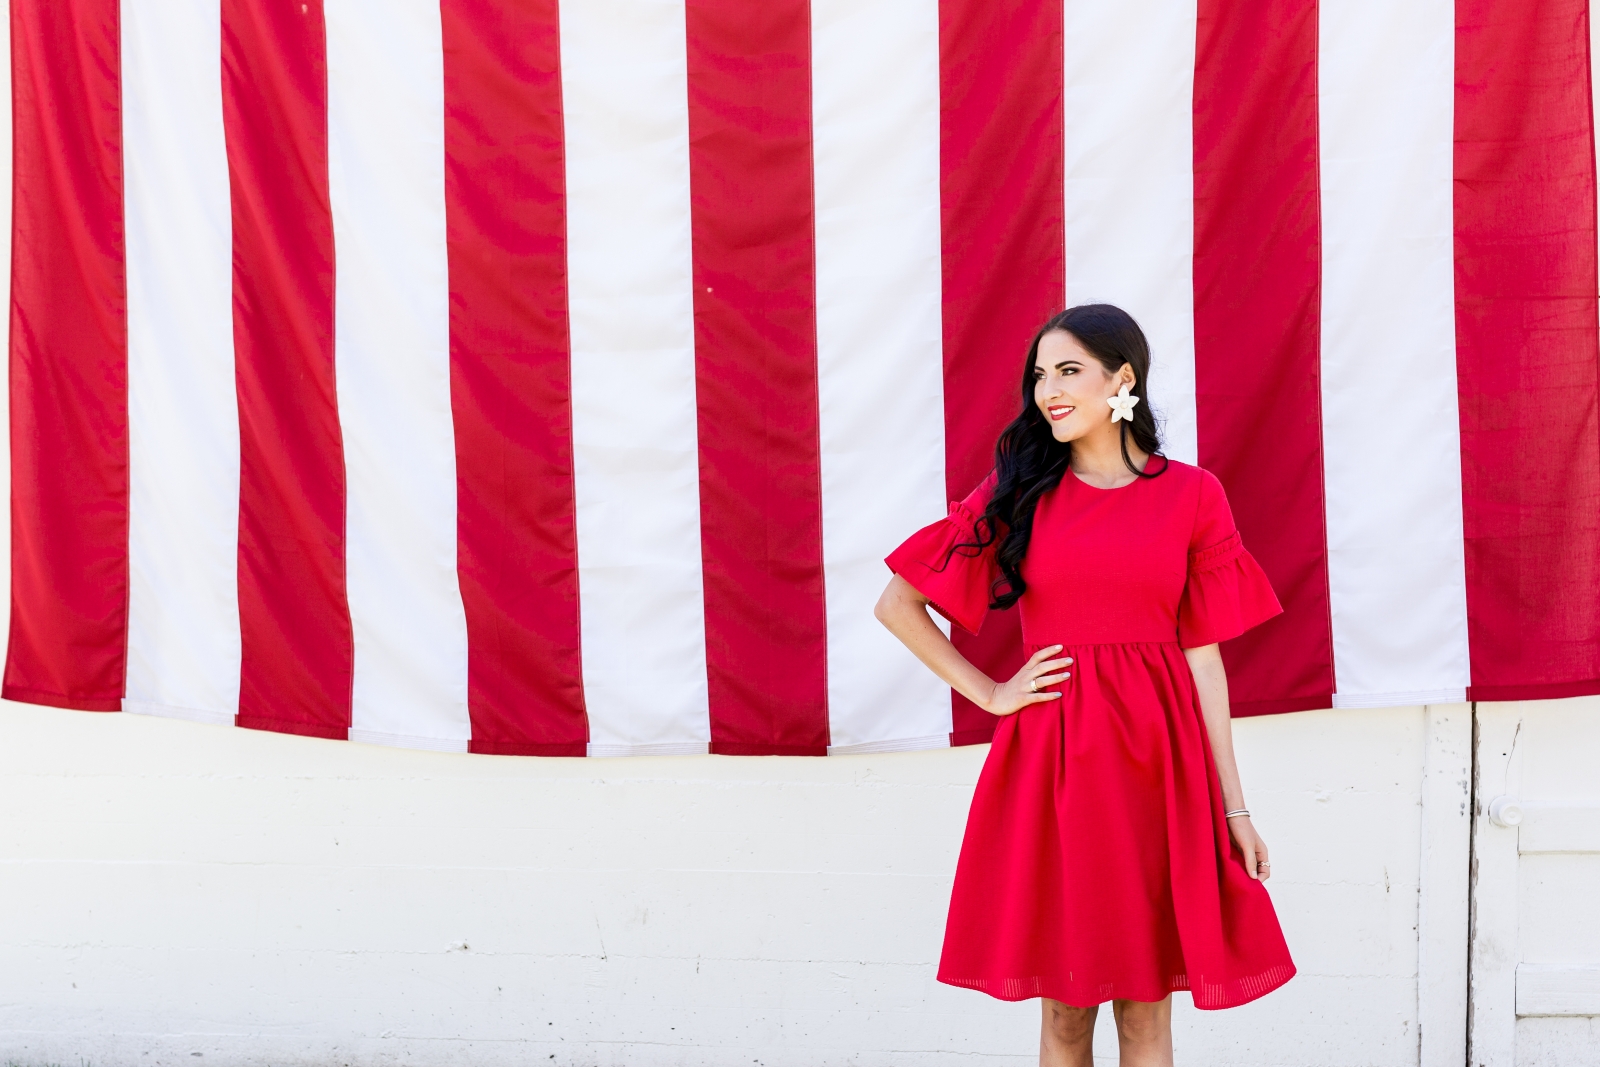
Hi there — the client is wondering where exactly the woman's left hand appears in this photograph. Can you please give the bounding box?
[1228,816,1271,881]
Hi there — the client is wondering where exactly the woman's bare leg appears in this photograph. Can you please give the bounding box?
[1040,998,1097,1067]
[1111,996,1173,1067]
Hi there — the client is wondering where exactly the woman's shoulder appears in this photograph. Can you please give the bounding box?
[1149,457,1215,492]
[1154,460,1240,543]
[1148,458,1231,516]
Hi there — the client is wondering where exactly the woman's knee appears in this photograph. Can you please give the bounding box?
[1042,999,1098,1044]
[1112,997,1171,1044]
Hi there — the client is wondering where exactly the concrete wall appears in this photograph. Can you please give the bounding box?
[0,699,1446,1067]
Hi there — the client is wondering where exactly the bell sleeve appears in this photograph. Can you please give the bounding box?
[1176,472,1284,648]
[884,475,1002,636]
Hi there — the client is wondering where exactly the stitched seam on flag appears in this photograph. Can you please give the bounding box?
[116,0,132,710]
[1330,688,1468,709]
[1588,4,1600,571]
[1,686,122,713]
[550,0,589,740]
[319,0,354,728]
[804,5,829,751]
[1468,679,1600,703]
[1307,26,1337,700]
[122,700,235,726]
[826,734,950,755]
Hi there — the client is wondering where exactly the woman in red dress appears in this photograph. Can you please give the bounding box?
[875,305,1294,1067]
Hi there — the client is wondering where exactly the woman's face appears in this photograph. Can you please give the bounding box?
[1032,330,1135,444]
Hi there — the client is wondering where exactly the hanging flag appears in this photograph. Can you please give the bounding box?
[8,0,1599,755]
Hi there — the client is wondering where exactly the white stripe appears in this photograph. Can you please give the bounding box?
[1061,0,1198,464]
[813,0,950,751]
[1319,0,1470,702]
[122,699,233,727]
[1332,688,1466,711]
[121,0,241,722]
[561,0,710,756]
[326,0,470,749]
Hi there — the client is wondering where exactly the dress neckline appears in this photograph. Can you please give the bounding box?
[1065,454,1170,492]
[1066,466,1143,492]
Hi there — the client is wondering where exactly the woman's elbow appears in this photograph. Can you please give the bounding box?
[874,575,923,628]
[873,584,901,627]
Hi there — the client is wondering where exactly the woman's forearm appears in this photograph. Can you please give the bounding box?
[874,575,999,710]
[1183,643,1247,811]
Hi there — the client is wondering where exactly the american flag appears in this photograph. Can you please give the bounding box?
[8,0,1599,756]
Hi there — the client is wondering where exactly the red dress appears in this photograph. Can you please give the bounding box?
[886,460,1295,1009]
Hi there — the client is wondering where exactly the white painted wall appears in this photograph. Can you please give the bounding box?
[1469,698,1600,1067]
[0,699,1446,1067]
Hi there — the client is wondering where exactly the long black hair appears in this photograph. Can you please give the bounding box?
[952,303,1166,610]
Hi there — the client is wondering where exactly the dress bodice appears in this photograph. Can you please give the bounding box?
[886,460,1280,650]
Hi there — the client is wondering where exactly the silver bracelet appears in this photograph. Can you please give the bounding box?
[1224,808,1251,819]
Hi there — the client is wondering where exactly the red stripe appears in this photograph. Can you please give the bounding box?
[1455,0,1600,701]
[686,0,829,756]
[442,0,588,756]
[938,0,1064,746]
[222,0,352,738]
[1192,0,1333,717]
[4,0,128,712]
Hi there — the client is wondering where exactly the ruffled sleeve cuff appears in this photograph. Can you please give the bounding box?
[884,500,998,636]
[1177,532,1284,648]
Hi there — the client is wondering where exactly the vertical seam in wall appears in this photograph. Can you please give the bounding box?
[1416,706,1426,1067]
[1465,700,1479,1067]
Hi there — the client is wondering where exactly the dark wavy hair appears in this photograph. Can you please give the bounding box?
[953,303,1167,610]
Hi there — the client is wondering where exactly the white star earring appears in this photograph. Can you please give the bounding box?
[1107,382,1140,423]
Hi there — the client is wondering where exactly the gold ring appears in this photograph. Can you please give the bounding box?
[1029,678,1038,693]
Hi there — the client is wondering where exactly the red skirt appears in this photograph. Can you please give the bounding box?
[937,641,1295,1009]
